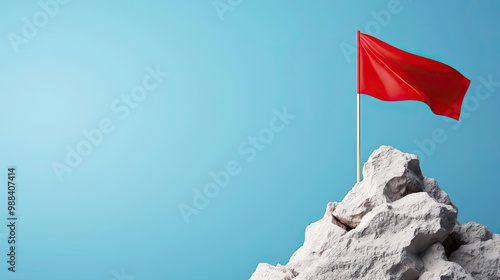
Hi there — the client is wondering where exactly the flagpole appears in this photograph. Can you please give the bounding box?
[356,31,361,183]
[357,93,360,183]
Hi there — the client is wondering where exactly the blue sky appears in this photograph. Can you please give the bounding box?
[0,1,499,279]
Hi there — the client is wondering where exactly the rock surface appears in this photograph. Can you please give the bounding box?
[250,146,500,280]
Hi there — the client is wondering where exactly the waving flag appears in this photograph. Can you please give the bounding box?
[357,31,471,120]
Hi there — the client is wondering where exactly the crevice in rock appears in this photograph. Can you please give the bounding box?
[401,268,419,280]
[389,263,420,280]
[407,158,424,180]
[408,230,449,256]
[331,214,353,231]
[384,175,423,202]
[442,235,461,259]
[290,268,299,278]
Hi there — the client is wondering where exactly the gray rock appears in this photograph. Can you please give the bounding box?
[451,222,493,245]
[450,238,500,279]
[419,243,473,279]
[332,146,426,229]
[286,202,346,272]
[422,177,456,207]
[249,146,500,280]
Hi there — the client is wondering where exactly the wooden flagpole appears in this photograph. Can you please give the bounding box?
[357,31,361,183]
[357,93,361,183]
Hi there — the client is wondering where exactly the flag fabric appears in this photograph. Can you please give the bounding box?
[357,31,471,120]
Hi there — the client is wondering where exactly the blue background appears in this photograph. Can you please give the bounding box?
[0,1,499,279]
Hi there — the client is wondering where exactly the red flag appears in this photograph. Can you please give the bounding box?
[357,31,471,120]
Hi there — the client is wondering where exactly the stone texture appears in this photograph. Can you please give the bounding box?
[283,193,457,280]
[451,222,493,245]
[450,238,500,279]
[419,243,473,279]
[249,146,500,280]
[333,146,428,229]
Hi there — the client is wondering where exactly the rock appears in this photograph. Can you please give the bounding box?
[450,238,500,279]
[249,146,500,280]
[284,192,457,280]
[421,177,455,207]
[419,243,473,279]
[286,202,346,272]
[332,146,426,229]
[451,222,493,245]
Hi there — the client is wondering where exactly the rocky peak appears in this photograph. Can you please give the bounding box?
[250,146,499,280]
